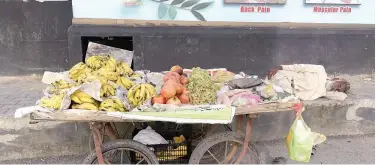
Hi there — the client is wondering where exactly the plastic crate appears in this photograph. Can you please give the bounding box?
[133,140,191,164]
[132,126,192,164]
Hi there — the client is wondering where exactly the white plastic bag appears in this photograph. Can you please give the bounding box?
[133,126,168,145]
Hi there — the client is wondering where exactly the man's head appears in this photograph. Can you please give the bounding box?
[330,78,350,93]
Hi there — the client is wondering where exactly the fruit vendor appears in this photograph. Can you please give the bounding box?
[267,64,350,101]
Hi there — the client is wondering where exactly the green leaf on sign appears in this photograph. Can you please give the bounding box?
[191,10,206,21]
[158,3,168,19]
[170,0,185,5]
[168,6,177,19]
[181,0,200,8]
[192,1,213,10]
[150,0,170,2]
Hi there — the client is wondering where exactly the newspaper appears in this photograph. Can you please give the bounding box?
[86,42,133,66]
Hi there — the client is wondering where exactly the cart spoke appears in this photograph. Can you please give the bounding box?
[225,141,228,157]
[104,158,111,164]
[136,158,145,165]
[125,151,132,163]
[120,149,124,164]
[207,150,222,164]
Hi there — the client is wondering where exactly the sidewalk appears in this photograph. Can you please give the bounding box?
[0,76,45,116]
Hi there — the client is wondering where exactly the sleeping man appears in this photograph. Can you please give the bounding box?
[267,64,350,101]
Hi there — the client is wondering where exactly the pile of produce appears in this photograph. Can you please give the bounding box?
[38,55,156,112]
[37,54,247,113]
[187,67,218,105]
[152,65,190,105]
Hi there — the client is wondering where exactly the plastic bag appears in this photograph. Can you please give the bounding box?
[256,84,278,99]
[133,126,168,145]
[286,114,313,163]
[230,92,263,107]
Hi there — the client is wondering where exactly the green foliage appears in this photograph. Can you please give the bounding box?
[151,0,213,21]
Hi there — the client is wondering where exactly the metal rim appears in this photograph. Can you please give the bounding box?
[91,147,154,164]
[189,132,260,164]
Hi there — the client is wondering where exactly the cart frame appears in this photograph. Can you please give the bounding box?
[28,100,300,164]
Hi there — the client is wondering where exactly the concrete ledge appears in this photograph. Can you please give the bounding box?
[0,116,90,161]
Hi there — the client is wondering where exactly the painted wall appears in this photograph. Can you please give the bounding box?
[72,0,374,24]
[0,1,72,76]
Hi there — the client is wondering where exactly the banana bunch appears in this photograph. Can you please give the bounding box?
[51,80,73,89]
[49,80,74,94]
[70,90,99,110]
[98,56,116,72]
[77,72,107,85]
[100,83,116,97]
[69,62,91,81]
[115,61,133,76]
[93,70,119,81]
[127,83,156,107]
[85,55,109,70]
[40,93,65,110]
[116,77,134,90]
[100,98,126,112]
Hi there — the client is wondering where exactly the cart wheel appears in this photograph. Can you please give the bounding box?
[88,123,133,152]
[83,139,159,164]
[189,132,260,164]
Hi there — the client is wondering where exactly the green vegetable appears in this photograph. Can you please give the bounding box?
[187,67,218,105]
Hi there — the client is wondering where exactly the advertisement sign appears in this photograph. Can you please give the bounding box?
[305,0,361,4]
[225,0,286,4]
[72,0,374,24]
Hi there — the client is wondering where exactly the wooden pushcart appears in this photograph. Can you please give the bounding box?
[28,100,301,164]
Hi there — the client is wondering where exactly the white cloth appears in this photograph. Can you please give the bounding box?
[270,64,346,101]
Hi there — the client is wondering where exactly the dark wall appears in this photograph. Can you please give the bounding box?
[0,1,72,76]
[68,25,375,76]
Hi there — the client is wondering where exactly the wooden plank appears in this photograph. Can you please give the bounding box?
[72,18,375,29]
[235,100,300,115]
[31,111,132,122]
[30,100,299,122]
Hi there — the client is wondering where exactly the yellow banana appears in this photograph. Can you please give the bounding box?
[40,94,64,110]
[73,90,91,99]
[120,77,133,89]
[127,95,136,106]
[77,103,98,110]
[113,98,123,108]
[69,62,85,74]
[108,85,115,96]
[139,84,145,100]
[131,73,141,78]
[135,89,141,101]
[71,95,82,104]
[100,100,112,108]
[100,88,105,97]
[127,84,140,99]
[144,84,156,96]
[118,107,126,112]
[145,89,151,100]
[80,97,96,104]
[101,106,117,112]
